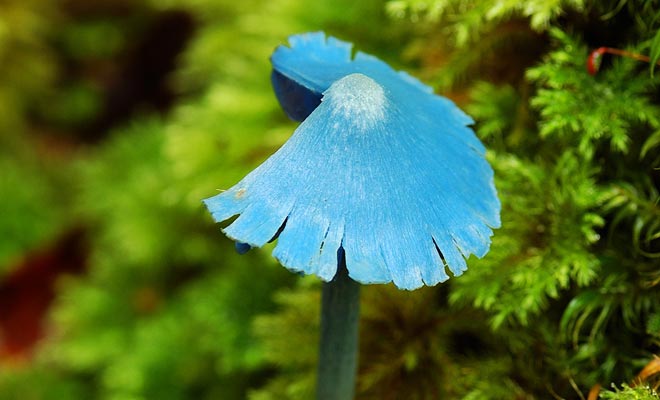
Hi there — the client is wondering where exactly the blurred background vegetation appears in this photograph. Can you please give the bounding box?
[0,0,659,399]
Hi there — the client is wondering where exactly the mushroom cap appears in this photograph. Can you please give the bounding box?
[204,33,500,290]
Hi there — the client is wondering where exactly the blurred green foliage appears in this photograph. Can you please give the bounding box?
[600,384,660,400]
[0,0,658,399]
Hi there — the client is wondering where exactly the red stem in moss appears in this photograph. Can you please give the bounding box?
[587,46,656,75]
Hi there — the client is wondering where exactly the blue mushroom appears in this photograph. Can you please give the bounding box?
[204,32,500,290]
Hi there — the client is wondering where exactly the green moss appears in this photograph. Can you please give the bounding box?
[600,384,659,400]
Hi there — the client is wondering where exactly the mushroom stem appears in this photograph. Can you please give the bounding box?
[317,250,361,400]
